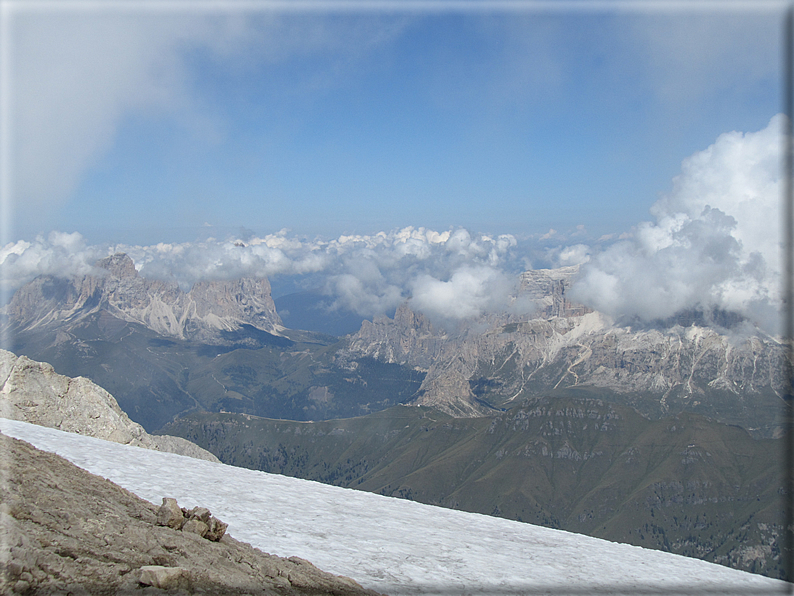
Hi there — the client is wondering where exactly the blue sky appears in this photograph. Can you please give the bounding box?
[0,2,788,332]
[4,4,782,244]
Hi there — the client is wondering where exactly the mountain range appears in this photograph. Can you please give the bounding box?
[1,252,789,579]
[3,254,786,436]
[163,397,783,578]
[346,266,786,438]
[1,254,422,430]
[5,252,283,344]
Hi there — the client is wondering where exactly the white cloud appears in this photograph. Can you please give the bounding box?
[0,226,521,323]
[571,115,782,333]
[652,114,782,276]
[410,266,516,330]
[12,13,223,212]
[0,232,101,290]
[4,108,786,336]
[2,106,786,335]
[319,228,520,321]
[552,244,591,268]
[325,271,403,320]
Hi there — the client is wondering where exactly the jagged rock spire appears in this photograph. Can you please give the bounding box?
[96,253,138,278]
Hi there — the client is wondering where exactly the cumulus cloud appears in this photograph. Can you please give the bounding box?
[0,226,522,324]
[0,232,103,291]
[547,243,591,268]
[313,228,520,321]
[571,115,783,333]
[3,107,786,335]
[325,270,403,320]
[410,266,517,330]
[1,112,785,333]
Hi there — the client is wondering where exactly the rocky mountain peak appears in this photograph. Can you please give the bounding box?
[189,278,274,317]
[393,302,436,335]
[518,265,590,318]
[4,254,283,343]
[96,253,138,279]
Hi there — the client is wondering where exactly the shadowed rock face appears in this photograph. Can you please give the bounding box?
[0,433,381,596]
[0,349,219,462]
[4,253,283,343]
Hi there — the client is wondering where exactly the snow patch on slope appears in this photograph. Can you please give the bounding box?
[0,418,784,596]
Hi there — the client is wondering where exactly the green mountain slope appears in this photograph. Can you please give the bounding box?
[163,396,783,578]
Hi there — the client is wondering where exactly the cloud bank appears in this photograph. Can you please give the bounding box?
[570,115,783,333]
[0,227,521,328]
[1,117,784,333]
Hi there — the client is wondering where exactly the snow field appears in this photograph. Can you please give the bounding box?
[0,418,787,596]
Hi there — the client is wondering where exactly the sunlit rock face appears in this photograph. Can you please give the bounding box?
[4,253,283,343]
[342,267,787,436]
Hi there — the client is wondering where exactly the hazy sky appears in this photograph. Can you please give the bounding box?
[0,1,788,332]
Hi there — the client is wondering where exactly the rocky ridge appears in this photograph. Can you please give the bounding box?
[3,253,283,343]
[0,432,380,595]
[344,268,787,434]
[0,349,219,462]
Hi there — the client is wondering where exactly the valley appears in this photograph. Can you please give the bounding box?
[7,11,788,592]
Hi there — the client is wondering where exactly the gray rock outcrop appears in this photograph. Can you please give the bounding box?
[518,265,590,319]
[154,498,229,542]
[0,349,219,462]
[0,432,381,595]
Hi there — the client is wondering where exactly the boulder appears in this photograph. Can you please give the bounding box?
[182,518,209,538]
[188,506,211,523]
[156,497,184,529]
[157,497,227,542]
[1,434,383,596]
[138,565,190,590]
[206,517,229,542]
